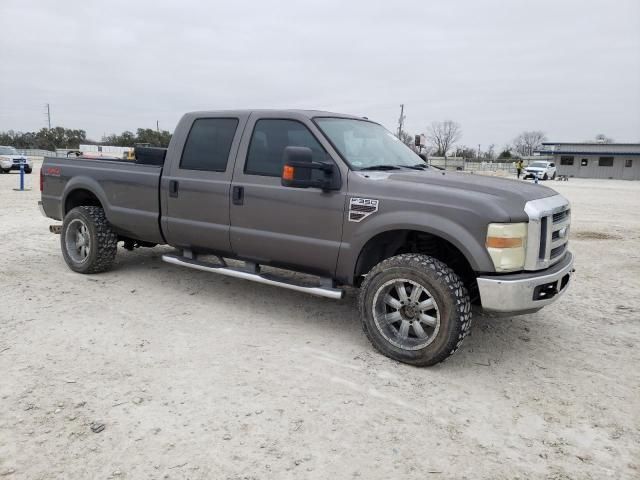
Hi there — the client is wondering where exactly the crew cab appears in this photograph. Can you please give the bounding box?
[523,160,556,180]
[0,146,33,173]
[39,110,574,366]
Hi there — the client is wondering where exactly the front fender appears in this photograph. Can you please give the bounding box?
[336,210,495,284]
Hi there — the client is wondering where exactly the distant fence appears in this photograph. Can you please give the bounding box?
[427,157,516,173]
[16,149,79,158]
[14,150,518,174]
[16,149,57,157]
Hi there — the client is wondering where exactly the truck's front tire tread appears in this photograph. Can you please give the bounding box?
[61,206,118,274]
[359,254,472,366]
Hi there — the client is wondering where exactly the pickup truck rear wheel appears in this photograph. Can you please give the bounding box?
[359,254,472,366]
[61,206,117,273]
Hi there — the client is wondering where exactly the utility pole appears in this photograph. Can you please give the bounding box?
[477,143,481,160]
[397,104,405,139]
[45,103,51,129]
[156,120,160,133]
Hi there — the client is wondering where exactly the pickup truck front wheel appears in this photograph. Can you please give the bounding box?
[359,254,472,366]
[61,206,118,273]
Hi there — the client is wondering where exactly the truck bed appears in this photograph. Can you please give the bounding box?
[41,157,164,244]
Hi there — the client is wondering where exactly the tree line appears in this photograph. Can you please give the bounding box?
[1,122,613,159]
[0,127,172,151]
[399,120,614,161]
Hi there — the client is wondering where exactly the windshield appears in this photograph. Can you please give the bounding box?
[529,161,548,168]
[315,118,424,170]
[0,146,18,155]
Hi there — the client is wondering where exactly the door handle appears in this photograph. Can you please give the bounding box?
[169,180,179,197]
[232,185,244,205]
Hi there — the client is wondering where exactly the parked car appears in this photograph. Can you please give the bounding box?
[523,160,556,180]
[0,146,33,173]
[39,110,573,366]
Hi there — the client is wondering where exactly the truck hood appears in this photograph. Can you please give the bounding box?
[366,169,555,199]
[354,169,557,221]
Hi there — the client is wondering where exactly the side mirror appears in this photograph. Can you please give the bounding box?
[281,146,339,191]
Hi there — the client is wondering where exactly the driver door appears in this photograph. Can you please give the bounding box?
[229,113,347,276]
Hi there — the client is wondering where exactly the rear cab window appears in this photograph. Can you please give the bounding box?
[180,118,239,172]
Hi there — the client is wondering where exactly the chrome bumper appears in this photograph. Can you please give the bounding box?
[38,200,46,217]
[477,251,574,314]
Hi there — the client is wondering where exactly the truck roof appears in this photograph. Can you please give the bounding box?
[185,109,367,120]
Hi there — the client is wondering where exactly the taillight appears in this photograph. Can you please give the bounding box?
[39,168,44,191]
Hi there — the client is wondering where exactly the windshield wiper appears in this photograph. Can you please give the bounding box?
[357,165,402,171]
[404,164,429,170]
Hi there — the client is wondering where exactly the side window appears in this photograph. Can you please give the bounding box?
[245,119,327,177]
[180,118,239,172]
[560,156,573,165]
[549,163,555,167]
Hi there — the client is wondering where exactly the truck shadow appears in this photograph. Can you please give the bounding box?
[111,246,554,371]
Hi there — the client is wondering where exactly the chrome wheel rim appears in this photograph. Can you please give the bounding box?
[372,278,441,350]
[65,219,91,263]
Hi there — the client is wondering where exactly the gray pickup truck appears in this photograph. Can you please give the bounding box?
[39,110,574,366]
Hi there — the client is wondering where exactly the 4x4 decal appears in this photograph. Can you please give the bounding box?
[349,197,379,222]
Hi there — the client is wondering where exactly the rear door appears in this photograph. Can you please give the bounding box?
[229,113,347,276]
[162,113,248,253]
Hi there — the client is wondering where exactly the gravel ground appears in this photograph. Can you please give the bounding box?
[1,162,639,479]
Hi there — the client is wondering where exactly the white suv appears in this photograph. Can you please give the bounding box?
[0,146,33,174]
[523,160,556,181]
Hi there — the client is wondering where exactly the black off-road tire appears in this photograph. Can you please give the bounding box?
[358,254,472,366]
[61,206,118,273]
[24,167,32,174]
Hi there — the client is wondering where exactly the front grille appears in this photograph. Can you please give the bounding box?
[553,209,570,223]
[550,244,567,259]
[525,196,571,270]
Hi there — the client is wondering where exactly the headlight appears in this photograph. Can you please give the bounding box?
[486,223,527,272]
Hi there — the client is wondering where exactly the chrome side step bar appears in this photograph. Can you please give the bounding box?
[162,253,344,300]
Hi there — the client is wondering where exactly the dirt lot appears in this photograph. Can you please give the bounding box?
[1,162,639,479]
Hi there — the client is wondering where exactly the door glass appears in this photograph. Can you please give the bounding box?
[180,118,239,172]
[245,119,327,177]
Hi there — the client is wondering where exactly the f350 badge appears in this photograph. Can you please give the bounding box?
[349,197,379,222]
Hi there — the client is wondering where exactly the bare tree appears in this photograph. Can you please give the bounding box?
[513,131,547,157]
[426,120,462,157]
[594,133,614,144]
[398,130,416,149]
[483,144,496,160]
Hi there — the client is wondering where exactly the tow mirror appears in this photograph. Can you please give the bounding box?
[281,146,339,191]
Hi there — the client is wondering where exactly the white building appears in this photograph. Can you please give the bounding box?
[535,143,640,180]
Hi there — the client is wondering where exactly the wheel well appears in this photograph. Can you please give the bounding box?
[64,189,102,214]
[354,230,479,301]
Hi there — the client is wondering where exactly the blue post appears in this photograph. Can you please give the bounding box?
[19,161,24,191]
